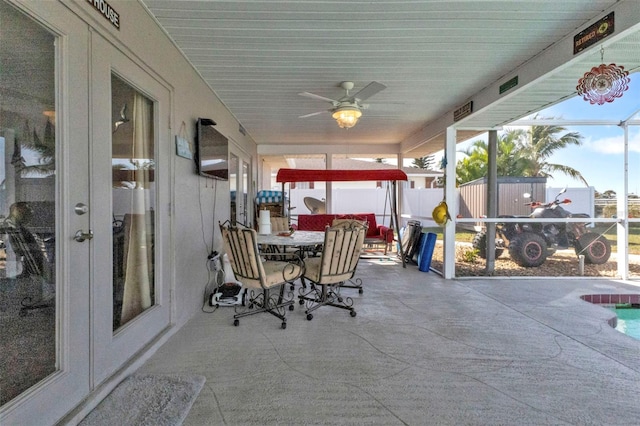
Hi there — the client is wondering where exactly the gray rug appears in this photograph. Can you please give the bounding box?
[79,374,206,426]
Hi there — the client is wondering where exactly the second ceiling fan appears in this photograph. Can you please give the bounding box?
[298,81,386,128]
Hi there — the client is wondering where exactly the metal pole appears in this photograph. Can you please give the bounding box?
[486,130,498,274]
[392,180,406,268]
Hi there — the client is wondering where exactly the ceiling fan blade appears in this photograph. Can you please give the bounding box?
[298,92,338,103]
[299,110,328,118]
[351,81,387,102]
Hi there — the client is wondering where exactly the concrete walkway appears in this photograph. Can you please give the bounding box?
[138,258,640,425]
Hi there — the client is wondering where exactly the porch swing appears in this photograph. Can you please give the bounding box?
[275,168,409,267]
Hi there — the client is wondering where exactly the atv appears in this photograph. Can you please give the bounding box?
[472,188,611,267]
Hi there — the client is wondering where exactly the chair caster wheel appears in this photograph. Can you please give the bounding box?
[350,311,356,318]
[233,319,240,326]
[289,304,294,311]
[358,288,363,294]
[281,322,287,329]
[299,299,305,305]
[306,313,313,321]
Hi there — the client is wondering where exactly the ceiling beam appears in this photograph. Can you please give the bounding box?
[400,0,640,154]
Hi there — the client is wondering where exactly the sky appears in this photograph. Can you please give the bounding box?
[452,71,640,195]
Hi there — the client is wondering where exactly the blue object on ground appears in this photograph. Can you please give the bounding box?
[418,232,437,272]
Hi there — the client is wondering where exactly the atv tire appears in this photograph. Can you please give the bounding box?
[575,232,611,265]
[508,232,548,267]
[471,231,504,259]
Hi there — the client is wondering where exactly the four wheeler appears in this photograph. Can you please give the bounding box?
[472,188,611,267]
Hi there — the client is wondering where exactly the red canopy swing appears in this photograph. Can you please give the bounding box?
[276,168,408,267]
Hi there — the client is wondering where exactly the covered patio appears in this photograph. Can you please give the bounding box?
[134,259,640,425]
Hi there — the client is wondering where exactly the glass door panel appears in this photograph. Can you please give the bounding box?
[90,33,170,386]
[229,153,239,225]
[1,1,90,423]
[242,160,249,226]
[0,1,57,405]
[111,74,156,330]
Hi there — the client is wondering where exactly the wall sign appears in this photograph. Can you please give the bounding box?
[453,101,473,122]
[499,76,518,94]
[574,12,614,54]
[86,0,120,30]
[175,122,193,159]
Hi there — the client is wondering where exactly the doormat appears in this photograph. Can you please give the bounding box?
[79,374,206,426]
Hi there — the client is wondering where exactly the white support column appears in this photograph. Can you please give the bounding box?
[397,152,404,226]
[444,126,457,279]
[259,158,271,191]
[485,130,498,274]
[617,123,629,279]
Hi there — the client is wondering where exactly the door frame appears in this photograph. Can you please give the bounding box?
[89,32,174,386]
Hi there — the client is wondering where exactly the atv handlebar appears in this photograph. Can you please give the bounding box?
[525,198,571,209]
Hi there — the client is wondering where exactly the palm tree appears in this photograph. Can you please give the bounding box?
[455,117,588,186]
[495,128,528,177]
[456,130,529,184]
[514,116,588,186]
[456,140,488,184]
[411,155,436,169]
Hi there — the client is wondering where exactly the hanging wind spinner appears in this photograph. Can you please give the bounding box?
[576,46,630,105]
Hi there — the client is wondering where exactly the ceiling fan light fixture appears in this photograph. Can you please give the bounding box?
[332,106,362,129]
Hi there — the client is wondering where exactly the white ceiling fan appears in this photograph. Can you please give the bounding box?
[298,81,386,128]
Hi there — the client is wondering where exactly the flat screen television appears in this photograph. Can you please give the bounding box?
[195,117,229,180]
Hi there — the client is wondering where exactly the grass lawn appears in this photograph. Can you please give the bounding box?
[600,223,640,255]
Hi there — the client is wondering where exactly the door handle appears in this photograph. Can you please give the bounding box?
[74,230,94,242]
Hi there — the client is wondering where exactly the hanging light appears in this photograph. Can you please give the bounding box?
[332,106,362,129]
[576,46,630,105]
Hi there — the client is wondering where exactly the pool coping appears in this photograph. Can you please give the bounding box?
[581,293,640,328]
[580,293,640,305]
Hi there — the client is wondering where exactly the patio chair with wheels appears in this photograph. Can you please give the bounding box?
[220,222,304,329]
[330,219,368,294]
[298,222,366,320]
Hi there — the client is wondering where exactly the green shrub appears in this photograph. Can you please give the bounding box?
[458,247,479,263]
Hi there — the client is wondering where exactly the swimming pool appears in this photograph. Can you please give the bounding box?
[580,294,640,341]
[612,307,640,340]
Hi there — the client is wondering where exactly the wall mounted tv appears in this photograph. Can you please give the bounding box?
[195,117,229,180]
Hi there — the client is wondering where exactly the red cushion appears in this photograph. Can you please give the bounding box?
[336,213,378,237]
[297,214,333,231]
[298,213,381,238]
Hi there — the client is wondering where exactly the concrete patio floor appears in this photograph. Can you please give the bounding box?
[138,257,640,425]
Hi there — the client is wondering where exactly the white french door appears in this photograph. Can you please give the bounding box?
[0,1,90,424]
[89,34,172,385]
[1,3,172,424]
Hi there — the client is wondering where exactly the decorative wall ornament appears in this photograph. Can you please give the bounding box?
[576,47,630,105]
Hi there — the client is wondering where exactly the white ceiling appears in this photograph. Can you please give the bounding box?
[141,0,640,158]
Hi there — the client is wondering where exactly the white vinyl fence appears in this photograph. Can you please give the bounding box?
[287,186,594,229]
[288,187,444,228]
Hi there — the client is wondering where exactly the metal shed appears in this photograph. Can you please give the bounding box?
[458,177,548,220]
